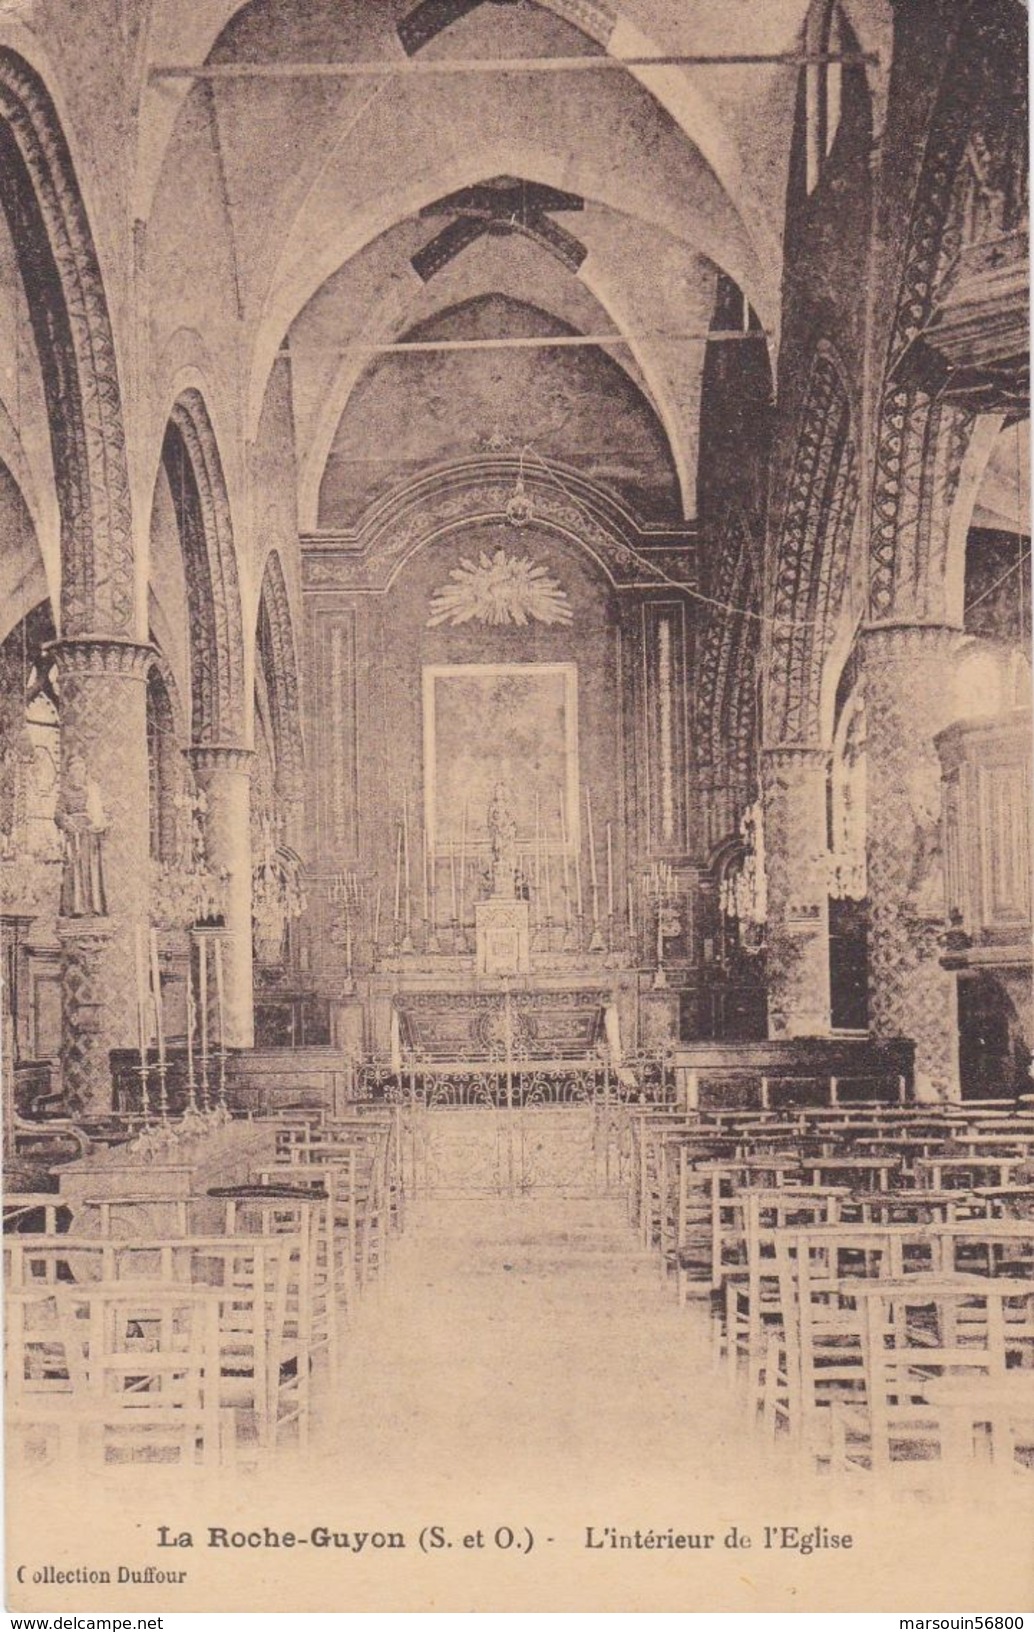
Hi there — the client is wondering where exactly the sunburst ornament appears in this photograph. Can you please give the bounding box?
[427,549,573,628]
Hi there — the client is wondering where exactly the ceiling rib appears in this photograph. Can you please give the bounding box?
[277,330,767,357]
[151,52,877,82]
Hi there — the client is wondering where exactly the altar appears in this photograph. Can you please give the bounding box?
[359,957,662,1070]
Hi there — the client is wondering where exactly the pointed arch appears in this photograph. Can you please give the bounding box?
[0,48,133,637]
[766,342,858,746]
[256,549,304,805]
[697,510,761,851]
[161,389,246,744]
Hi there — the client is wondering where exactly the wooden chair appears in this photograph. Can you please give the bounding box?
[830,1277,1034,1484]
[763,1224,941,1458]
[3,1194,73,1235]
[7,1280,231,1468]
[215,1187,339,1383]
[105,1234,308,1455]
[281,1136,389,1291]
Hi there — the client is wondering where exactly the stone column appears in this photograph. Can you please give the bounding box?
[51,638,153,1114]
[761,745,832,1038]
[862,624,963,1100]
[188,746,255,1050]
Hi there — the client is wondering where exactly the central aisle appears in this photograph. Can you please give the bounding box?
[314,1194,764,1499]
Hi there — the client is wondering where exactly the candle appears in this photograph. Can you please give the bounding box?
[585,788,598,890]
[394,822,403,921]
[134,925,149,1061]
[422,826,430,924]
[403,791,412,929]
[199,935,208,1063]
[450,840,458,922]
[185,946,195,1081]
[374,883,382,949]
[559,790,570,925]
[149,928,165,1068]
[627,878,635,941]
[459,799,467,920]
[545,822,553,919]
[606,822,614,917]
[213,937,225,1050]
[534,791,541,893]
[575,851,583,919]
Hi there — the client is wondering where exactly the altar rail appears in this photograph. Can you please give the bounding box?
[354,1050,676,1109]
[106,1039,914,1122]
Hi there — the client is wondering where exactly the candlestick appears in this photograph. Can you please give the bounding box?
[149,929,165,1068]
[403,791,412,928]
[198,935,209,1111]
[185,943,197,1111]
[213,937,225,1047]
[627,878,635,946]
[213,936,227,1108]
[134,925,150,1119]
[134,925,148,1061]
[585,787,598,891]
[459,799,467,917]
[559,789,571,927]
[373,883,382,951]
[149,929,168,1120]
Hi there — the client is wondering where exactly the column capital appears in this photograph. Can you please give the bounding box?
[46,637,156,680]
[186,744,256,778]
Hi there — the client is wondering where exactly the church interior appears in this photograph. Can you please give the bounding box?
[2,0,1034,1543]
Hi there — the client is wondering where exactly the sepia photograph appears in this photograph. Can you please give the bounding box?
[0,0,1031,1616]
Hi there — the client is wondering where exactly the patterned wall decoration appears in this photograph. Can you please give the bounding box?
[0,50,134,638]
[642,601,688,856]
[767,346,857,747]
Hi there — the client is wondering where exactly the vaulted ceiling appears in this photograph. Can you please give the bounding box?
[134,0,893,523]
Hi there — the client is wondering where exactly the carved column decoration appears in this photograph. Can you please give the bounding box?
[862,623,964,1099]
[761,745,832,1039]
[49,638,153,1113]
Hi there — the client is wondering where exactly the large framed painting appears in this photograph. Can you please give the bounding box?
[423,662,580,855]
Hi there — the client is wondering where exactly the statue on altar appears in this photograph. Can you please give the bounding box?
[487,781,519,898]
